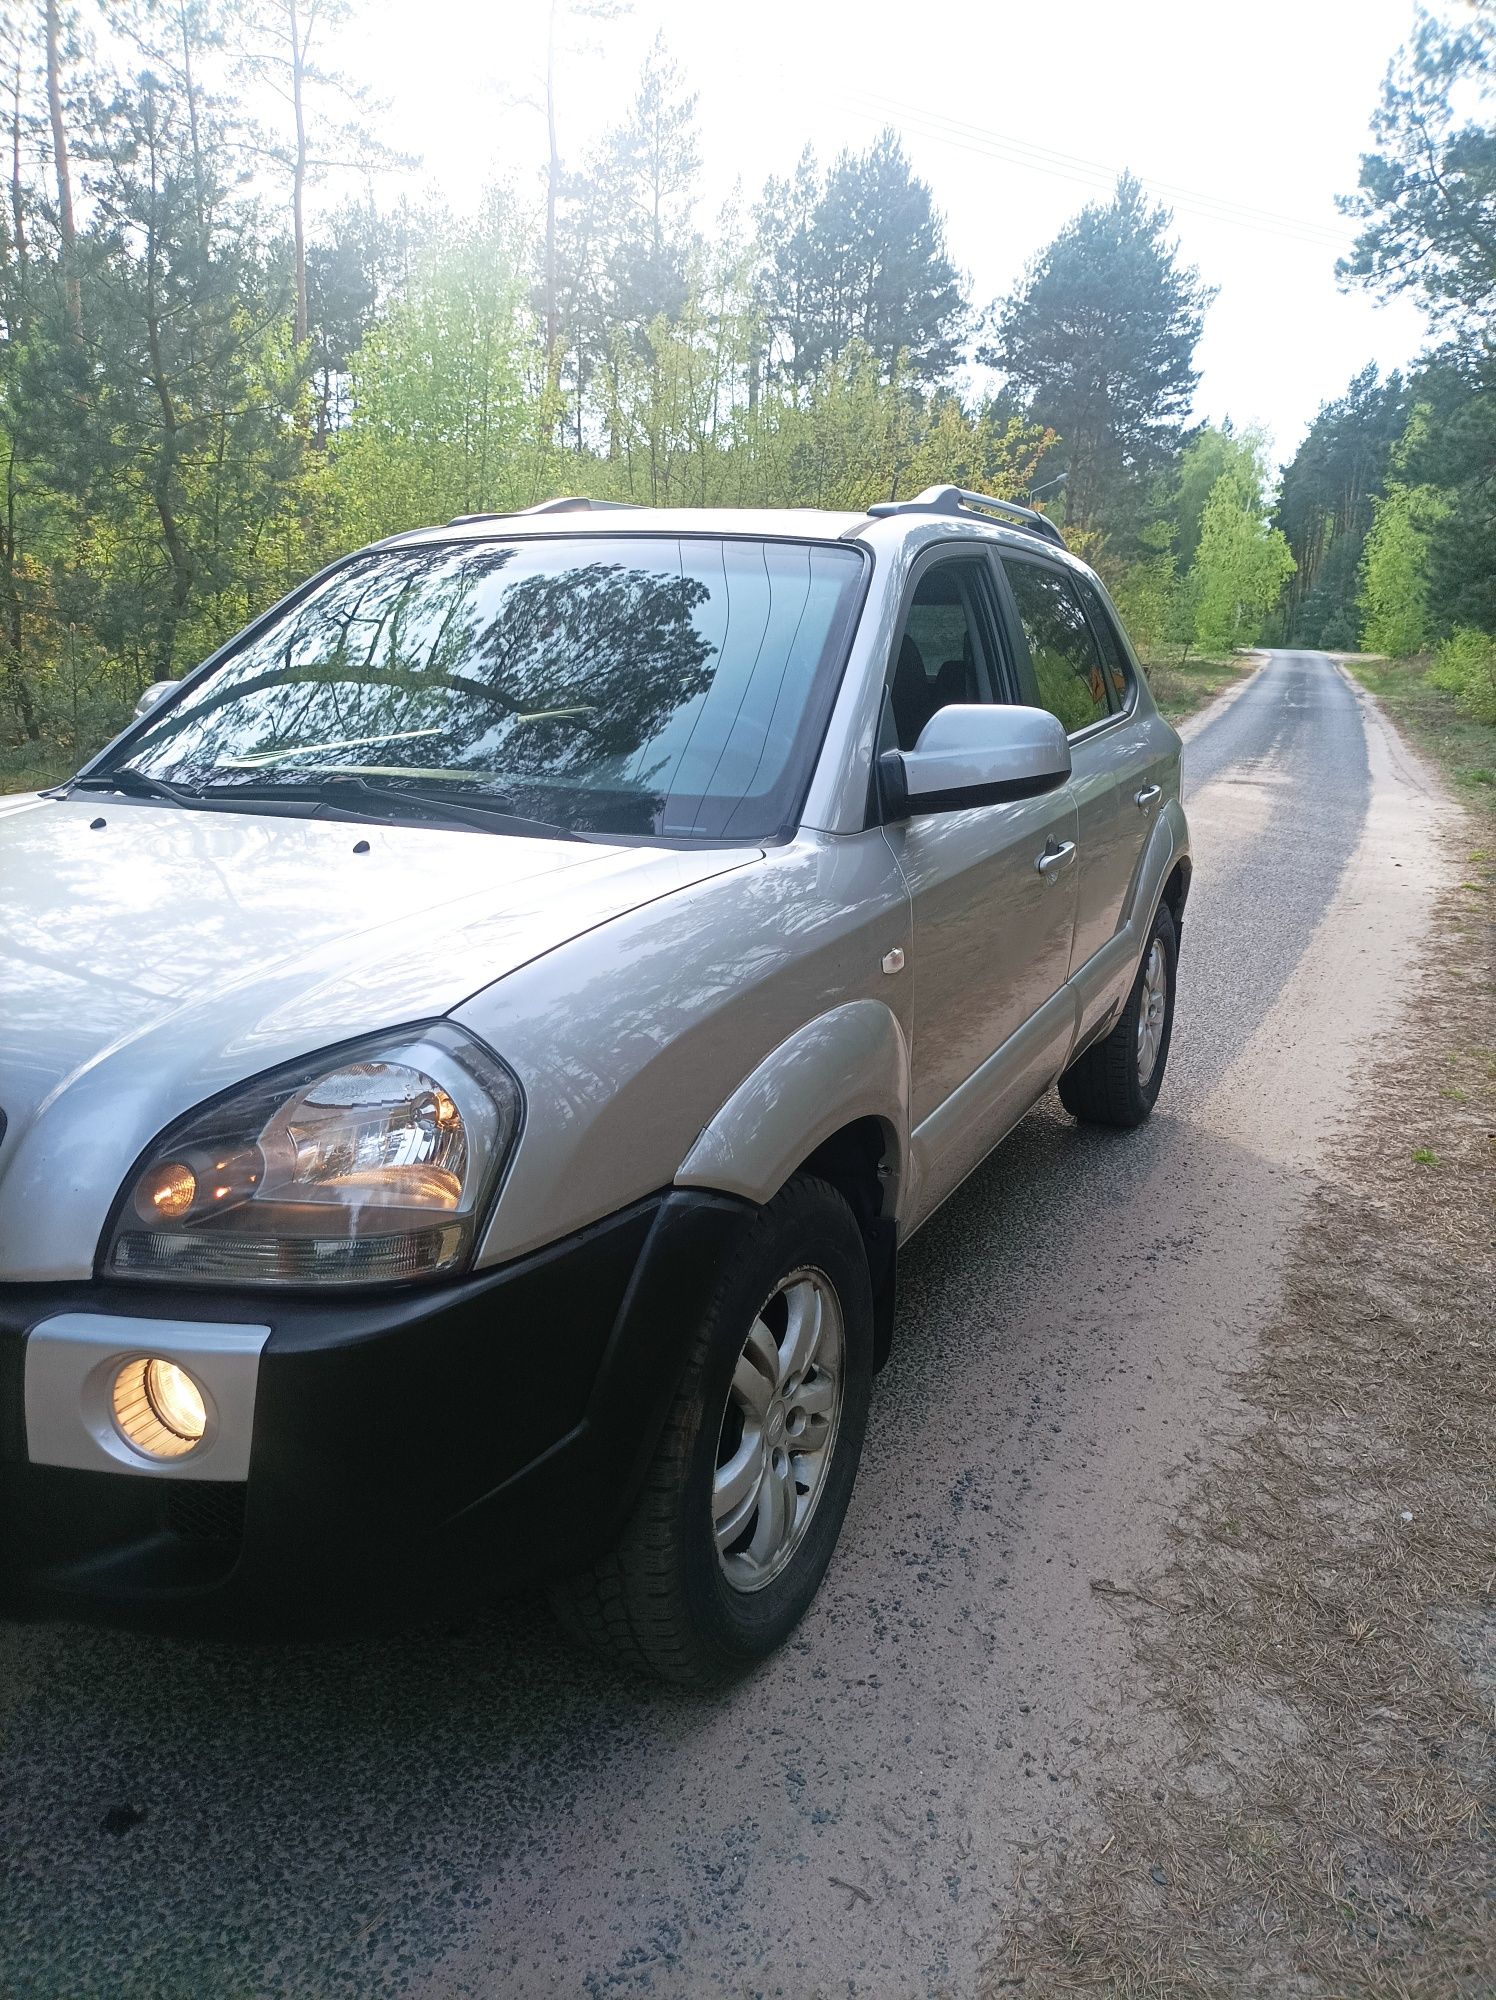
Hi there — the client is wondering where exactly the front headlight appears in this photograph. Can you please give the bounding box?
[103,1024,521,1287]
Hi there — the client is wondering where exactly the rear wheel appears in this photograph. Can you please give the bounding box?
[1058,901,1178,1128]
[549,1176,873,1683]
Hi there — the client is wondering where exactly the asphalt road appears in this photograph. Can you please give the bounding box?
[0,652,1441,2000]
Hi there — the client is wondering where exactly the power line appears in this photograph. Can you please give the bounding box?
[845,86,1350,242]
[839,87,1353,252]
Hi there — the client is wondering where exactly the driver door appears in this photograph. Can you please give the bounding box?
[878,551,1079,1222]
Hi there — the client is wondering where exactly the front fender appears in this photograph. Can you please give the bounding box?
[675,999,910,1211]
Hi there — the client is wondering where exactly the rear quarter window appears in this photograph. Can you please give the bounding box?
[1072,574,1134,707]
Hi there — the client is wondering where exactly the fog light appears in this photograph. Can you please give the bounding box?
[112,1357,209,1459]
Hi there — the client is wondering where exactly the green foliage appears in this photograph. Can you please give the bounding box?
[1187,443,1296,653]
[1330,11,1496,664]
[330,200,545,545]
[1339,6,1496,339]
[1429,628,1496,726]
[16,0,1491,788]
[1393,346,1496,640]
[1275,364,1408,644]
[1175,425,1267,569]
[1359,415,1450,656]
[1346,651,1496,794]
[1106,550,1178,658]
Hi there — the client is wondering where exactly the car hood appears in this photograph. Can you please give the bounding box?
[0,794,758,1223]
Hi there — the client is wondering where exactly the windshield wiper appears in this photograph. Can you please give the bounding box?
[200,774,584,843]
[71,768,202,806]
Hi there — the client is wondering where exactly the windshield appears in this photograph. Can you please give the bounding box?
[108,536,867,839]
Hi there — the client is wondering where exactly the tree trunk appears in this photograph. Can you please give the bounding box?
[45,0,82,338]
[9,46,26,279]
[543,0,561,409]
[179,0,206,233]
[289,0,308,346]
[2,449,40,741]
[4,53,37,740]
[143,144,194,672]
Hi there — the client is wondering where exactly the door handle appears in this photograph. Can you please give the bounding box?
[1035,839,1077,880]
[1135,784,1163,810]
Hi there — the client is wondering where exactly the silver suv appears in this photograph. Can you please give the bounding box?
[0,487,1189,1679]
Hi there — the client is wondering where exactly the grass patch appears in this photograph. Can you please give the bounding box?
[1140,650,1259,725]
[0,742,80,796]
[1340,653,1496,800]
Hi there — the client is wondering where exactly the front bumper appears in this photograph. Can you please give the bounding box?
[0,1188,755,1631]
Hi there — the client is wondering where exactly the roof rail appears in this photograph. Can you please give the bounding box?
[446,497,639,526]
[864,485,1067,550]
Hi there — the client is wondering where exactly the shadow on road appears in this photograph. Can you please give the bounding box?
[0,1099,1234,1998]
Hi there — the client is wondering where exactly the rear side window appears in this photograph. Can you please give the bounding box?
[1001,559,1112,735]
[1073,574,1132,706]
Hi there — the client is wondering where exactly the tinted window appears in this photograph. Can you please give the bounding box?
[888,561,1001,750]
[1002,559,1111,735]
[1073,574,1131,705]
[114,537,866,839]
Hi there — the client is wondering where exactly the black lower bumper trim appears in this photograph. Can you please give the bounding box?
[0,1187,760,1631]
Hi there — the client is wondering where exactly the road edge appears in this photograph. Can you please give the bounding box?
[1174,649,1268,743]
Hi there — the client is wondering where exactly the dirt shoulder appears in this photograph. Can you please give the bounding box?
[1335,651,1496,804]
[1142,650,1263,727]
[983,755,1495,1994]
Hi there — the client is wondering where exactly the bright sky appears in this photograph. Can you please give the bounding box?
[346,0,1443,462]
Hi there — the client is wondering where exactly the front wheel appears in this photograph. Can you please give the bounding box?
[549,1176,873,1683]
[1058,901,1178,1127]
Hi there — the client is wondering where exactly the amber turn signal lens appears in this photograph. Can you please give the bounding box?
[136,1161,197,1222]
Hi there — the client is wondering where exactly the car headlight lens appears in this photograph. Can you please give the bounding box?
[103,1024,521,1287]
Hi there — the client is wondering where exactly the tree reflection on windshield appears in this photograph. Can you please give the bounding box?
[120,536,865,838]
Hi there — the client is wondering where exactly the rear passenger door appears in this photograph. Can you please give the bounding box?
[997,555,1159,983]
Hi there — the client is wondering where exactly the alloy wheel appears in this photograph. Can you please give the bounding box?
[712,1268,845,1593]
[1137,937,1168,1084]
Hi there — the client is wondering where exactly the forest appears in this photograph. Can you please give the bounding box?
[1,0,1491,782]
[1277,7,1495,746]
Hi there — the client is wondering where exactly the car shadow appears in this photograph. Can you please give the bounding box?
[0,1094,1239,1998]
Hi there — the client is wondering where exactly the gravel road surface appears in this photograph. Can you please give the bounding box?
[0,651,1451,1999]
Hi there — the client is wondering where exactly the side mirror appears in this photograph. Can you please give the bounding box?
[133,679,181,720]
[879,703,1071,820]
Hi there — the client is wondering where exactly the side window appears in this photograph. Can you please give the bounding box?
[1001,558,1112,735]
[1073,574,1132,706]
[887,559,1005,751]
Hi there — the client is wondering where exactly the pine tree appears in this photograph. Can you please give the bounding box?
[232,0,407,348]
[754,144,822,384]
[757,129,966,386]
[551,36,700,455]
[984,173,1213,537]
[1339,5,1496,339]
[1274,364,1407,644]
[600,34,699,334]
[72,69,305,675]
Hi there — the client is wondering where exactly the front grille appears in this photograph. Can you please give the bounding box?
[162,1481,247,1544]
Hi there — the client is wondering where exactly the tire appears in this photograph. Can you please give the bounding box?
[1058,901,1178,1128]
[548,1175,874,1684]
